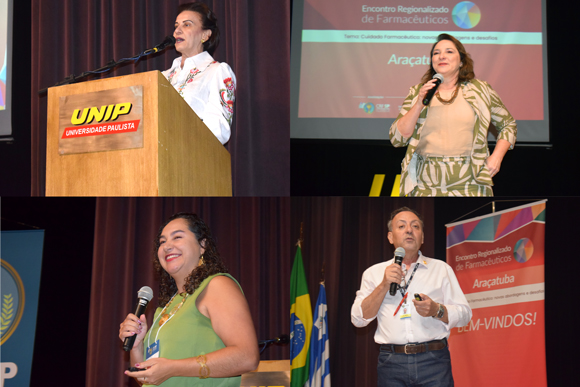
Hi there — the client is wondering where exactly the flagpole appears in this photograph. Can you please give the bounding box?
[297,221,304,248]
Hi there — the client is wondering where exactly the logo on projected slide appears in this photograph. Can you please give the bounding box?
[376,104,391,113]
[513,238,534,263]
[359,102,375,114]
[1,260,26,345]
[452,2,481,29]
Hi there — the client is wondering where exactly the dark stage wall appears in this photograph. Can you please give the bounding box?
[2,198,97,386]
[0,0,31,195]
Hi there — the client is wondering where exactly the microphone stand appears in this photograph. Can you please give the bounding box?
[38,44,171,95]
[258,335,289,354]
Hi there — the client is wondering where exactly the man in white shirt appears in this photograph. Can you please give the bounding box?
[351,207,471,386]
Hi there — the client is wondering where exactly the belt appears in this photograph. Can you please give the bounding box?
[380,339,448,355]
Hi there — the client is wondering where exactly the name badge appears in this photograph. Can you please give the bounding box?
[146,340,160,360]
[399,300,411,320]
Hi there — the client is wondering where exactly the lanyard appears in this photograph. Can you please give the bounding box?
[146,292,186,348]
[398,262,420,298]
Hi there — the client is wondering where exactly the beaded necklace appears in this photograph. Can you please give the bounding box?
[158,292,189,327]
[435,84,460,105]
[145,291,190,350]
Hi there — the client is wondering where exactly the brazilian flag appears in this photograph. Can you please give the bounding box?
[290,245,312,387]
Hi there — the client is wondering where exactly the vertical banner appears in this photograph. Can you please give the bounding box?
[446,200,546,387]
[1,230,45,386]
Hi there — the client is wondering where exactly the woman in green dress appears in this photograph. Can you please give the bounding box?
[119,213,259,386]
[390,33,517,196]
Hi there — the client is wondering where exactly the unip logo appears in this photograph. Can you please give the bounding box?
[71,103,133,125]
[62,102,140,139]
[452,2,481,29]
[1,260,25,345]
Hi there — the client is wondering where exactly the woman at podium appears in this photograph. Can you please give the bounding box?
[119,213,259,386]
[389,33,517,197]
[162,2,236,145]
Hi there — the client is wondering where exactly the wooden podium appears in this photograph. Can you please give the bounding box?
[46,71,232,196]
[240,360,290,387]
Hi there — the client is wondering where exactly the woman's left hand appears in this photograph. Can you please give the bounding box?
[485,139,511,178]
[125,358,174,386]
[485,153,503,178]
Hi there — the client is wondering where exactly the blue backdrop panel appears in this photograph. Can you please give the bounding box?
[1,230,45,386]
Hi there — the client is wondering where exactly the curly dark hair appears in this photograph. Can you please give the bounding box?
[153,212,228,307]
[177,2,220,56]
[421,33,475,85]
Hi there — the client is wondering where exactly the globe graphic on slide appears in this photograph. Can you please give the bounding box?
[513,238,534,263]
[452,2,481,29]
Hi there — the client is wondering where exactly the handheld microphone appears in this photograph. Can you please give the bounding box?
[145,36,176,54]
[389,247,406,296]
[422,73,444,105]
[123,286,154,351]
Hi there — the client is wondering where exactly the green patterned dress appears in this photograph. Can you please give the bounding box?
[389,79,517,196]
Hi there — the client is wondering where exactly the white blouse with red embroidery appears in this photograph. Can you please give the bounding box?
[163,51,236,145]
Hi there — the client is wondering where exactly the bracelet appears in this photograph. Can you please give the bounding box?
[196,354,210,379]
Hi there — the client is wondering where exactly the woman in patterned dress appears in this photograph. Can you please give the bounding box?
[162,2,236,144]
[389,33,517,196]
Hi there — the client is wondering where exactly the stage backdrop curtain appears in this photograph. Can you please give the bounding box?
[86,197,290,387]
[31,0,290,196]
[290,197,435,387]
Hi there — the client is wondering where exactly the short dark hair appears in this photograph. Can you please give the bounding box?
[387,207,424,231]
[153,212,228,307]
[421,33,475,85]
[177,2,220,55]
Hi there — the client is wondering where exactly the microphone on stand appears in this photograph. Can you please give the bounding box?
[422,73,444,105]
[259,334,290,354]
[259,334,290,346]
[144,36,176,55]
[389,247,406,296]
[123,286,154,351]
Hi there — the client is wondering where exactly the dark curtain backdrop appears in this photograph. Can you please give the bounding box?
[290,197,435,387]
[86,197,290,387]
[30,0,290,196]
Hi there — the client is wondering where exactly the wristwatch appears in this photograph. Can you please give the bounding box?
[433,303,445,319]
